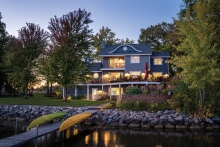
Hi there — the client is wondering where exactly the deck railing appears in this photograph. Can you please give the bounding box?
[101,63,125,68]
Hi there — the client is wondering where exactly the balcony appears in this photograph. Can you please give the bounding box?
[101,63,125,69]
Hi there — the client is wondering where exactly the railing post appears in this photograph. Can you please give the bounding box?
[15,117,18,135]
[35,125,38,147]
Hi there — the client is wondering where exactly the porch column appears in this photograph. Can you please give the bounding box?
[102,85,103,96]
[110,85,112,100]
[119,84,121,99]
[75,86,77,97]
[87,85,89,100]
[131,84,133,87]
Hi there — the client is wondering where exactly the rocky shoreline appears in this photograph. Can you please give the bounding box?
[1,105,220,131]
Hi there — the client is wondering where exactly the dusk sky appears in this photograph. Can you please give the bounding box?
[0,0,183,43]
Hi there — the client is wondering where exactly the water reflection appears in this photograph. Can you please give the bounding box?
[1,122,220,147]
[63,127,220,147]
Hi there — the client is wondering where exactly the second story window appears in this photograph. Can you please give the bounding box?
[131,56,140,63]
[154,58,163,65]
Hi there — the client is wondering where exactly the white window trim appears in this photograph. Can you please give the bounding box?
[154,58,163,65]
[130,56,140,63]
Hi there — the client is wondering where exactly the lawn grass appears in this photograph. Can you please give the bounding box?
[0,93,108,107]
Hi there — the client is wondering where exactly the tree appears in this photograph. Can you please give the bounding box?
[38,49,54,96]
[171,0,220,110]
[138,22,176,52]
[0,12,9,93]
[48,9,93,101]
[119,38,135,44]
[4,23,48,98]
[92,26,119,59]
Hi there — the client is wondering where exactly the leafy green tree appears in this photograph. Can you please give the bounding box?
[92,26,119,59]
[138,22,176,52]
[4,23,48,98]
[38,49,54,95]
[171,0,220,110]
[0,12,9,93]
[119,38,135,44]
[48,9,93,101]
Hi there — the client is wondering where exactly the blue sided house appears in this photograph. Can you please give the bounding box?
[67,42,170,100]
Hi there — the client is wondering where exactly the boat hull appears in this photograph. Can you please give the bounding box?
[29,111,66,129]
[59,111,91,131]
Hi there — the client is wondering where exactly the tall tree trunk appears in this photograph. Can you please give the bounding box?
[63,86,67,102]
[50,82,52,95]
[25,86,28,99]
[199,88,204,111]
[46,81,49,95]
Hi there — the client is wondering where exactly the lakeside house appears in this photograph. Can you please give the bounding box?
[66,42,170,100]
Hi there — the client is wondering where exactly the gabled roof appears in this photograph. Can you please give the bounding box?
[99,44,152,56]
[151,51,170,57]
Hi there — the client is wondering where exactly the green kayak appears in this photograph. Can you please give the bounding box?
[29,111,66,129]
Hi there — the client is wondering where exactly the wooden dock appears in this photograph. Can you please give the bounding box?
[0,109,99,147]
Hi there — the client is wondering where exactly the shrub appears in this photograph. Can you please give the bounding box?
[125,86,142,95]
[55,90,61,98]
[143,90,149,94]
[161,89,167,94]
[153,91,159,95]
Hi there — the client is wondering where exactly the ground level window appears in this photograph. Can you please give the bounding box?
[109,88,123,95]
[153,72,162,77]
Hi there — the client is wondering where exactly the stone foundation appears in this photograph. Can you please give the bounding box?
[119,94,171,104]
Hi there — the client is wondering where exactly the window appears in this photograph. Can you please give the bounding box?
[129,71,141,78]
[109,88,123,95]
[131,56,140,63]
[154,58,163,65]
[153,72,162,77]
[129,71,141,76]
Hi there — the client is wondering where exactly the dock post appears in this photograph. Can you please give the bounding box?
[35,125,39,147]
[15,117,18,135]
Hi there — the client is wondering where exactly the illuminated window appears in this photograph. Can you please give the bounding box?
[109,88,123,95]
[154,58,163,65]
[129,71,141,76]
[131,56,140,63]
[153,72,162,77]
[93,73,99,79]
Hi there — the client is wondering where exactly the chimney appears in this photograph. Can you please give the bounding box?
[102,41,106,49]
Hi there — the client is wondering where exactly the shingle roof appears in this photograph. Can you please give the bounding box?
[91,62,102,71]
[151,51,170,57]
[99,44,152,56]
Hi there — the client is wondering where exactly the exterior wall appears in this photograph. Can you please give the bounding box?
[125,55,150,73]
[150,57,169,74]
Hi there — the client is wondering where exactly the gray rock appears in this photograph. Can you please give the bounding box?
[165,123,175,129]
[128,123,140,128]
[176,125,187,129]
[190,124,201,130]
[211,117,220,124]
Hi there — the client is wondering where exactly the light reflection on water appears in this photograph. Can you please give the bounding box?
[62,128,220,147]
[1,124,220,147]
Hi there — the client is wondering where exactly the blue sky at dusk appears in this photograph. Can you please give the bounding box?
[0,0,183,43]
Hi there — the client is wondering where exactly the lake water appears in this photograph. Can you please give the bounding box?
[1,124,220,147]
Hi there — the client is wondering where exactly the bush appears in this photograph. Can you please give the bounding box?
[143,90,149,94]
[161,89,167,94]
[72,94,87,100]
[153,91,159,95]
[125,86,142,95]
